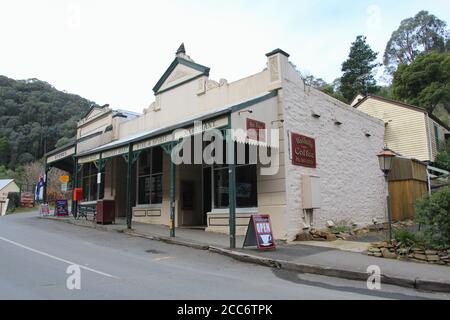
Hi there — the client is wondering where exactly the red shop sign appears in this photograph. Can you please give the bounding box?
[291,132,316,168]
[246,118,266,142]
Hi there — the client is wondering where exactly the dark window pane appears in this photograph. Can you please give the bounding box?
[236,165,257,208]
[90,174,97,201]
[82,164,90,177]
[138,151,151,176]
[214,168,229,208]
[82,177,89,200]
[99,173,105,200]
[152,147,163,174]
[91,163,98,175]
[138,176,150,204]
[150,174,163,204]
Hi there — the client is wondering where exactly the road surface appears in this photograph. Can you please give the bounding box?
[0,212,448,300]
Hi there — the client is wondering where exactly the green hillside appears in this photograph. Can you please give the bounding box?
[0,76,96,169]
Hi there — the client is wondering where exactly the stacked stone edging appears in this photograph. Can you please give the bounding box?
[365,241,450,266]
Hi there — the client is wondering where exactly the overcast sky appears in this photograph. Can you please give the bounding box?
[1,0,449,113]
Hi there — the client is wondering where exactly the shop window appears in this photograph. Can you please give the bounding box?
[212,142,258,209]
[81,162,104,202]
[137,147,163,205]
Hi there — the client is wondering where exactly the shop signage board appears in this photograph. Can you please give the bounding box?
[47,146,75,164]
[40,204,50,216]
[291,132,316,168]
[246,118,266,142]
[78,153,100,164]
[243,214,276,250]
[134,133,173,152]
[133,116,229,152]
[102,146,129,159]
[59,175,70,183]
[55,199,69,216]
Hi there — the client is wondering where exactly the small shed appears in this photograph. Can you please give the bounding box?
[0,179,20,197]
[0,179,20,216]
[387,158,428,221]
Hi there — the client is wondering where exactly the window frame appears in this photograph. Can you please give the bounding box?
[136,147,163,207]
[208,142,258,212]
[81,162,104,202]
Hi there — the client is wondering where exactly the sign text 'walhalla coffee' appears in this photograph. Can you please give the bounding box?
[291,132,316,168]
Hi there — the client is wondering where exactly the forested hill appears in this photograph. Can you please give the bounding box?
[0,75,96,169]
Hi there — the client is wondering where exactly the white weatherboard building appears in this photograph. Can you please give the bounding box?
[45,45,386,242]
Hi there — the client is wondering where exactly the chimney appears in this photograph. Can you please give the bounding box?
[266,48,290,89]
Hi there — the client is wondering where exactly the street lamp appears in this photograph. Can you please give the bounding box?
[377,147,396,242]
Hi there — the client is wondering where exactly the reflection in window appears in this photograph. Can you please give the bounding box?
[81,162,104,202]
[137,147,163,205]
[212,142,258,209]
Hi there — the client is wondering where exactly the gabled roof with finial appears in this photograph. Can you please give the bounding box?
[176,43,186,55]
[152,43,210,95]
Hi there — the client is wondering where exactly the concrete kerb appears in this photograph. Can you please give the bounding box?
[39,216,450,293]
[38,216,114,233]
[123,229,210,251]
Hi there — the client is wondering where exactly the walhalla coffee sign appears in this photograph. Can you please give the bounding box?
[291,132,316,168]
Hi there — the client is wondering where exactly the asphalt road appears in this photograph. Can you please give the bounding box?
[0,212,449,300]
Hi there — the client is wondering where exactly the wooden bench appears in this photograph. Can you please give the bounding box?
[77,202,96,221]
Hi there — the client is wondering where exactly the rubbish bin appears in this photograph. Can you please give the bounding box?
[96,200,115,225]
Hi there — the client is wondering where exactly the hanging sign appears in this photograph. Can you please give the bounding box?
[246,118,266,142]
[243,215,276,250]
[55,199,69,216]
[59,175,70,183]
[61,183,68,192]
[291,132,316,168]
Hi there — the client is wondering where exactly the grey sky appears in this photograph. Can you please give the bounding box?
[1,0,449,112]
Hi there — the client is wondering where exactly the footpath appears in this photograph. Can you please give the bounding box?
[40,215,450,293]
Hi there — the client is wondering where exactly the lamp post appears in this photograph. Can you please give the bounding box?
[377,148,396,243]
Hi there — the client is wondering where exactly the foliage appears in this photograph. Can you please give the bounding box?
[392,52,450,113]
[303,75,328,90]
[329,225,352,234]
[320,79,347,103]
[375,86,394,100]
[384,11,449,74]
[415,187,450,248]
[340,36,380,103]
[0,75,95,169]
[393,227,425,248]
[6,192,20,212]
[434,139,450,171]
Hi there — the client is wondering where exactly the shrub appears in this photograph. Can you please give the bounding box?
[393,227,427,248]
[415,187,450,248]
[329,225,352,234]
[7,192,20,210]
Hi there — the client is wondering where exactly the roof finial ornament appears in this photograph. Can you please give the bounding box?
[175,42,194,61]
[176,43,186,56]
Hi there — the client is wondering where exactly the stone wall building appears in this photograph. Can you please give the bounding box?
[45,45,386,242]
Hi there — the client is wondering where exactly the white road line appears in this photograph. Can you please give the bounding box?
[153,256,175,262]
[0,236,119,279]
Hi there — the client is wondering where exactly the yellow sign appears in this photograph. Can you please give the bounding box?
[59,175,70,183]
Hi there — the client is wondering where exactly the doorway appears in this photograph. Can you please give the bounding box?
[179,164,205,227]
